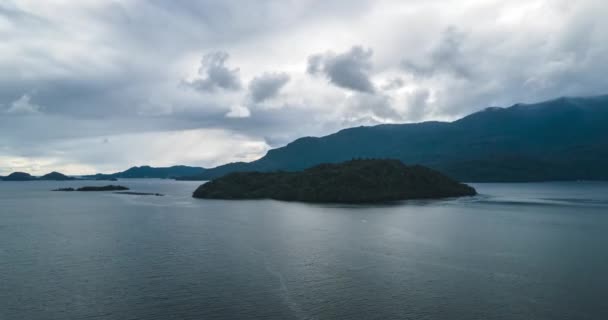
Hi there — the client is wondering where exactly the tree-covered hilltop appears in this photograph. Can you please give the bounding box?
[40,172,75,181]
[2,172,36,181]
[193,159,476,203]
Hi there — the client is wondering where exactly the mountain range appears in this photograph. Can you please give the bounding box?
[9,94,604,183]
[83,165,205,180]
[177,94,608,182]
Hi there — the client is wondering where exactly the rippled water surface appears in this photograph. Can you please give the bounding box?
[1,180,607,320]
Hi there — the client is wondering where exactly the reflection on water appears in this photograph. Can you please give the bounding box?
[1,180,607,320]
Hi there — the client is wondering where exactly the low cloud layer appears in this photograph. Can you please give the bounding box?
[1,0,608,174]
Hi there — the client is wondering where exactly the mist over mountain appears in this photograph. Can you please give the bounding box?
[178,94,608,182]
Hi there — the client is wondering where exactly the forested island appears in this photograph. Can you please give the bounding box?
[193,159,476,203]
[2,172,36,181]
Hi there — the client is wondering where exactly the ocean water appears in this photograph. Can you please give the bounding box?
[1,180,607,320]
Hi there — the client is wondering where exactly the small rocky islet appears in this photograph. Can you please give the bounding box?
[193,159,477,203]
[53,185,130,192]
[114,191,164,196]
[52,186,164,196]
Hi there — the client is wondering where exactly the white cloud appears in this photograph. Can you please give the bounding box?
[225,105,251,118]
[6,94,41,114]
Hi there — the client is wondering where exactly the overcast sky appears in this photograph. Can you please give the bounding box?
[1,0,607,175]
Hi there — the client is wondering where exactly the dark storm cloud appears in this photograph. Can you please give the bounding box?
[0,67,158,119]
[184,51,242,92]
[307,46,375,93]
[248,72,290,103]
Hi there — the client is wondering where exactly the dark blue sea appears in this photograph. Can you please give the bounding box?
[1,180,607,320]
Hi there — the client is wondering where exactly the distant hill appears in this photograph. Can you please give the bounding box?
[193,159,476,203]
[181,94,608,182]
[85,165,205,180]
[3,172,36,181]
[1,171,75,181]
[40,172,75,181]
